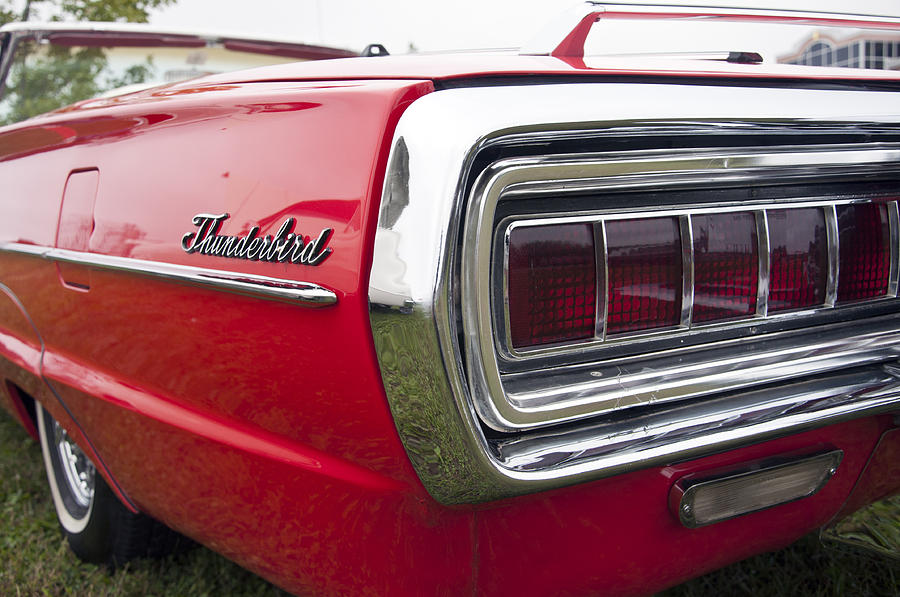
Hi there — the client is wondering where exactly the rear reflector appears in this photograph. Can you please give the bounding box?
[672,451,843,528]
[508,223,596,349]
[692,212,759,323]
[837,203,890,303]
[605,217,683,335]
[768,208,828,312]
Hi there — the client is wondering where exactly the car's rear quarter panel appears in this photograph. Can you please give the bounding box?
[0,78,481,595]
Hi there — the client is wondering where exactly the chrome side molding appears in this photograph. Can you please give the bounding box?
[0,242,338,307]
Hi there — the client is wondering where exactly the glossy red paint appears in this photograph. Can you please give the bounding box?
[48,380,475,595]
[0,45,897,597]
[0,77,442,573]
[0,354,140,512]
[0,265,140,509]
[0,278,47,441]
[475,419,884,597]
[56,169,99,290]
[832,418,900,522]
[0,78,435,472]
[1,380,38,440]
[550,11,602,59]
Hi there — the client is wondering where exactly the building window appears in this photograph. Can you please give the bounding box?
[783,35,900,69]
[836,45,850,67]
[805,41,834,66]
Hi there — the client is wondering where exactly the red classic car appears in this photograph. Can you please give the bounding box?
[1,4,899,596]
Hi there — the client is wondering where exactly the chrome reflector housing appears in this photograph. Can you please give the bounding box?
[672,451,843,528]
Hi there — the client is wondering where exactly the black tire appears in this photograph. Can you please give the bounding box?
[36,402,188,567]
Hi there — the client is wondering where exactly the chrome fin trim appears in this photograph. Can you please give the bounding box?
[0,243,338,307]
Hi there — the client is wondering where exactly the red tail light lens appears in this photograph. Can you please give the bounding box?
[502,200,896,352]
[692,212,759,323]
[768,208,828,312]
[508,223,596,349]
[837,203,890,303]
[605,217,683,335]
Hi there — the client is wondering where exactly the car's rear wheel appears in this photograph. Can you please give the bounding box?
[36,402,186,567]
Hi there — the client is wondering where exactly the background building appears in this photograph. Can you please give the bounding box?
[780,32,900,69]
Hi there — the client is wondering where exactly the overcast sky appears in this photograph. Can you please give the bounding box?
[10,1,900,56]
[145,0,569,53]
[140,1,900,55]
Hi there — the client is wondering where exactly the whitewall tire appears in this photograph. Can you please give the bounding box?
[36,402,187,566]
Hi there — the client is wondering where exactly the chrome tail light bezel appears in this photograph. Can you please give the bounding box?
[368,82,900,504]
[463,146,900,431]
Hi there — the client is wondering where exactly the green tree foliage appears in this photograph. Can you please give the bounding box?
[1,0,176,26]
[0,0,174,124]
[0,6,15,25]
[4,43,104,121]
[59,0,174,23]
[1,41,157,125]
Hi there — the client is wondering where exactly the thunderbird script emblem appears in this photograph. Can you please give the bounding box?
[181,213,332,266]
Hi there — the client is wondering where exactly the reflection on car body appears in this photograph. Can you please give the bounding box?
[0,4,899,596]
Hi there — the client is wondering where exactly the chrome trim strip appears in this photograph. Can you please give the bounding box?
[0,243,337,307]
[889,201,899,297]
[519,2,900,56]
[494,365,900,480]
[594,222,607,340]
[680,215,693,328]
[826,205,840,308]
[757,210,770,318]
[493,149,900,200]
[501,320,900,417]
[485,126,900,152]
[501,225,514,351]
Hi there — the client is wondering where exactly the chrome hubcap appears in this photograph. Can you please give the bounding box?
[53,422,95,508]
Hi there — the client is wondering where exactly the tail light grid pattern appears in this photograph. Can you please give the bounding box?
[504,199,896,350]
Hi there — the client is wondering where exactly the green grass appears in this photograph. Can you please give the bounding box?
[824,496,900,559]
[661,519,899,597]
[2,409,898,596]
[0,410,290,596]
